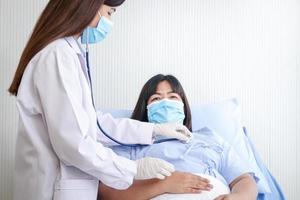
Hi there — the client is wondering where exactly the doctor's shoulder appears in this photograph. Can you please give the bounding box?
[16,38,79,105]
[29,38,79,74]
[33,38,75,61]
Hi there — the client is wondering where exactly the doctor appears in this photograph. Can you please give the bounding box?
[8,0,193,200]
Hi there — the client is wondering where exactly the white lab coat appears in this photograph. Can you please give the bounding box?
[13,37,154,200]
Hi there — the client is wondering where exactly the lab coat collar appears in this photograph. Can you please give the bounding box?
[64,36,86,58]
[64,36,91,87]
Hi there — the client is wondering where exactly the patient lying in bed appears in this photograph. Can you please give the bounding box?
[99,74,258,200]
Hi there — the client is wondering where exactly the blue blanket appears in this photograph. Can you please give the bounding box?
[243,127,286,200]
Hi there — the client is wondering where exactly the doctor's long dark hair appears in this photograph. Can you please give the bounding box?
[131,74,192,131]
[8,0,122,96]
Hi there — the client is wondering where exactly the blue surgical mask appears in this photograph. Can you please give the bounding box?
[81,14,113,44]
[147,99,185,124]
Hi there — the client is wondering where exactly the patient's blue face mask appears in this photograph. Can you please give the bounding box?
[81,12,113,44]
[147,99,185,124]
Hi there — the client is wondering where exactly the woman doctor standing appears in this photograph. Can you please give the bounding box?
[8,0,194,199]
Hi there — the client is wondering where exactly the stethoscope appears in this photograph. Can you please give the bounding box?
[83,33,145,147]
[82,33,177,147]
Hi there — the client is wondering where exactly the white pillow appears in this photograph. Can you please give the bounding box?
[151,174,230,200]
[190,98,270,193]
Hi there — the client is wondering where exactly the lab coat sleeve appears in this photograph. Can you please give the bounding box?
[33,46,136,190]
[96,111,154,146]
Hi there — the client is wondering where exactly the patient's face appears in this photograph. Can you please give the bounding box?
[147,81,183,105]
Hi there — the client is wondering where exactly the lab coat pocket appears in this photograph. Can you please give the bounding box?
[53,179,98,200]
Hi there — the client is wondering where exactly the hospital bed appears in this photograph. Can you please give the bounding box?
[99,98,286,200]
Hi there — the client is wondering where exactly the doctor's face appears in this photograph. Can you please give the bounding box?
[147,81,183,105]
[89,4,116,27]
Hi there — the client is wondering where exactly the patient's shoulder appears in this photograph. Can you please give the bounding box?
[193,127,228,147]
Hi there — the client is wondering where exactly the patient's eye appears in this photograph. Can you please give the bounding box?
[152,97,161,102]
[148,94,162,104]
[169,94,181,101]
[170,96,179,100]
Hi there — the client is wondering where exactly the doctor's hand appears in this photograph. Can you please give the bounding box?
[159,172,213,194]
[134,157,175,180]
[153,123,193,143]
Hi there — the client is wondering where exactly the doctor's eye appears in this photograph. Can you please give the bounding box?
[108,7,116,16]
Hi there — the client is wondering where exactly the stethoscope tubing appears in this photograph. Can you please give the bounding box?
[84,35,174,146]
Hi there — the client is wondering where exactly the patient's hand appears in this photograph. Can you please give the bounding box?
[160,171,213,194]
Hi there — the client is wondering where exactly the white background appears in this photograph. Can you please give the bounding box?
[1,0,299,199]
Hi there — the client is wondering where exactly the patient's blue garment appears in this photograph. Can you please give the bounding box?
[110,128,255,185]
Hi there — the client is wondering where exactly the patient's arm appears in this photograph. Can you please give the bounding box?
[99,171,212,200]
[214,173,258,200]
[99,179,162,200]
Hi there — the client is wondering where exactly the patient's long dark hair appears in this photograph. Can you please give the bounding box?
[131,74,192,131]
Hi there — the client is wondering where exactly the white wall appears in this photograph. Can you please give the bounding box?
[1,0,299,199]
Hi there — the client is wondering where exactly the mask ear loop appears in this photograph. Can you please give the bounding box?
[97,11,102,27]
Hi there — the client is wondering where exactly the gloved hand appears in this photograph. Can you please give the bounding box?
[135,157,175,180]
[153,123,193,143]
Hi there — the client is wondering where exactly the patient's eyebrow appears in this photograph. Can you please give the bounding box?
[155,90,175,95]
[168,91,177,94]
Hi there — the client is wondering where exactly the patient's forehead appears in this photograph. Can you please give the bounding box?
[156,81,173,94]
